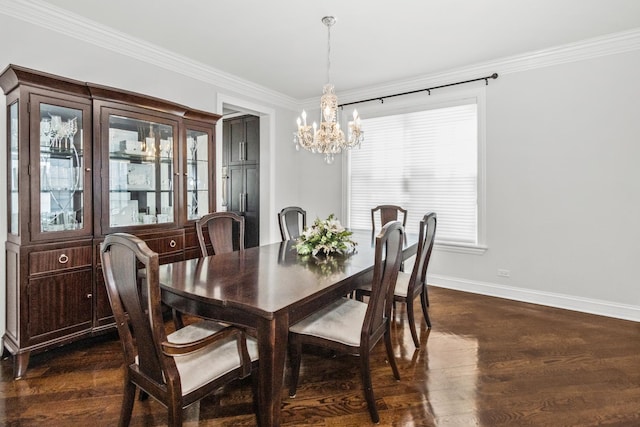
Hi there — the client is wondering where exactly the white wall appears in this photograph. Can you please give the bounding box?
[413,51,640,320]
[0,13,308,242]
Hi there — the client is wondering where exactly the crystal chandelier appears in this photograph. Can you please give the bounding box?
[294,16,364,164]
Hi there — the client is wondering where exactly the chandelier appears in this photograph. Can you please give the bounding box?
[294,16,364,164]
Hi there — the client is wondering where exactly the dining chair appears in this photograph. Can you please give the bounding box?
[192,211,256,335]
[100,233,259,427]
[196,211,245,256]
[371,204,408,272]
[287,220,405,423]
[371,204,408,230]
[357,212,437,348]
[278,206,307,241]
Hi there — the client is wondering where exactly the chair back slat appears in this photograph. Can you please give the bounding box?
[197,212,245,256]
[415,212,437,286]
[278,206,307,241]
[363,221,404,342]
[371,205,408,230]
[101,233,168,385]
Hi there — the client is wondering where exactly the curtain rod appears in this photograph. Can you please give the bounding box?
[338,72,499,108]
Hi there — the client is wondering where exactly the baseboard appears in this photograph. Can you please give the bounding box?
[429,274,640,322]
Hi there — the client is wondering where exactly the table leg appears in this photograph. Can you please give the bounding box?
[255,312,289,427]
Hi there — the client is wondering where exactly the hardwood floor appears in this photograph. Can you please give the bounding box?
[2,287,639,426]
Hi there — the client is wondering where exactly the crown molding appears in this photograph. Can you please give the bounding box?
[3,0,640,112]
[329,27,640,108]
[0,0,299,110]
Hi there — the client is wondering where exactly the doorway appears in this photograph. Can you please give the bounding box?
[222,114,260,248]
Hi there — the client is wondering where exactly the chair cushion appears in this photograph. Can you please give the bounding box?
[289,298,367,346]
[357,271,411,298]
[167,320,229,344]
[393,271,411,298]
[167,322,258,395]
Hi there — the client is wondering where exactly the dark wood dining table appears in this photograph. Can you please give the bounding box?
[158,229,418,426]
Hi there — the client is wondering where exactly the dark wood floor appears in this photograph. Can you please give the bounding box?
[2,287,640,426]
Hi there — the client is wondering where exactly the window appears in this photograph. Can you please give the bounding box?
[346,91,485,250]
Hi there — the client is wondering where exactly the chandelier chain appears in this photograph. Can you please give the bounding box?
[326,22,331,84]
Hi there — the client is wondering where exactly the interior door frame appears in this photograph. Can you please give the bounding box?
[216,94,275,245]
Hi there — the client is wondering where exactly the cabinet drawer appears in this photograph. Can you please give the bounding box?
[144,234,184,255]
[30,247,92,274]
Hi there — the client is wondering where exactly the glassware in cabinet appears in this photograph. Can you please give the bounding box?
[107,114,177,227]
[30,95,92,241]
[185,128,211,220]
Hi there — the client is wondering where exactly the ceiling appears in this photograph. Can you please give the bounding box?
[33,0,640,100]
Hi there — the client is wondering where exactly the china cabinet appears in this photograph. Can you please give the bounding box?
[1,65,220,378]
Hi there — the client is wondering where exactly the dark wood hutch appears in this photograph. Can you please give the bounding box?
[0,64,220,378]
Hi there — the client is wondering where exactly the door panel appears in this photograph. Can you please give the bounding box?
[244,116,260,163]
[244,165,259,248]
[28,269,93,343]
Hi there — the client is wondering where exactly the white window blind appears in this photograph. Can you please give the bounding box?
[348,103,478,245]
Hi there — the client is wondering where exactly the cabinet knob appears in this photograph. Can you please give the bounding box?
[58,253,69,264]
[85,167,91,172]
[86,293,93,299]
[174,172,180,176]
[169,240,177,248]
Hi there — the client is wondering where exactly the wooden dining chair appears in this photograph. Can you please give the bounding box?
[287,221,404,423]
[357,212,437,347]
[371,204,408,272]
[100,233,259,427]
[371,204,408,230]
[196,211,245,256]
[278,206,307,241]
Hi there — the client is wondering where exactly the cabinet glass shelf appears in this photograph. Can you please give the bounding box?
[108,115,174,227]
[186,128,209,220]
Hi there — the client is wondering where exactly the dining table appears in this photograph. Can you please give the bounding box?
[158,229,418,426]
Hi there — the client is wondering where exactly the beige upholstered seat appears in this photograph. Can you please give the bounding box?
[101,233,258,426]
[165,321,257,395]
[290,298,367,346]
[288,221,405,423]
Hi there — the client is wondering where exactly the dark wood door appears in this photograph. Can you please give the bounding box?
[223,115,260,248]
[225,115,259,165]
[228,164,259,248]
[244,164,259,248]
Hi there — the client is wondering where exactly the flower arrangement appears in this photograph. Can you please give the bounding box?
[294,214,357,257]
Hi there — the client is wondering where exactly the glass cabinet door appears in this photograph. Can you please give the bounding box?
[107,114,176,227]
[9,102,19,235]
[32,97,92,239]
[185,127,212,220]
